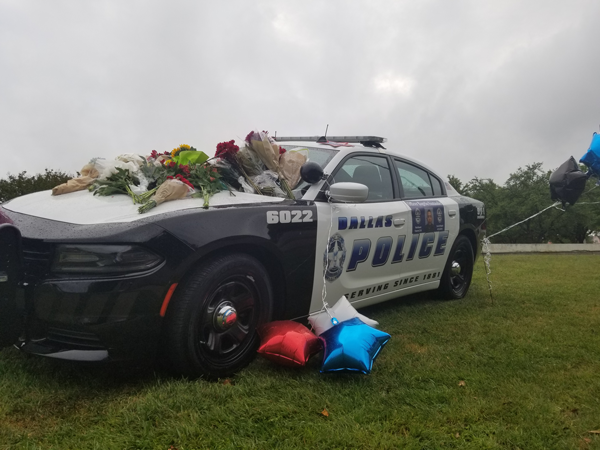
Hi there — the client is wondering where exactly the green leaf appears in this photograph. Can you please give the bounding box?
[175,151,209,166]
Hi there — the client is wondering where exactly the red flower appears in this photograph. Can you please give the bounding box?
[279,146,286,155]
[210,177,215,182]
[150,150,158,158]
[169,161,176,168]
[215,140,239,159]
[181,165,191,176]
[173,174,194,189]
[212,168,218,173]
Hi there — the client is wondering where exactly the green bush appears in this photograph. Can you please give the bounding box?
[0,170,73,203]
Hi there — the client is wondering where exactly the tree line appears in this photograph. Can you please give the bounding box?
[449,163,600,243]
[0,170,72,204]
[1,164,598,243]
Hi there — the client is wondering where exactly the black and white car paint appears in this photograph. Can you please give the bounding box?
[0,140,485,377]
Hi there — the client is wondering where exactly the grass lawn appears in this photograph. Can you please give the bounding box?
[1,253,600,449]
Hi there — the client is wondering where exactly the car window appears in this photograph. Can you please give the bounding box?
[332,155,394,202]
[395,160,434,198]
[431,175,444,196]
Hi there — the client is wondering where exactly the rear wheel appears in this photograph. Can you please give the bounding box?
[163,254,273,379]
[439,235,474,300]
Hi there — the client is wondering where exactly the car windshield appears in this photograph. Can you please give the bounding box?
[280,145,337,197]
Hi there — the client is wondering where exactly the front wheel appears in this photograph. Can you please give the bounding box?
[163,254,273,379]
[438,235,474,300]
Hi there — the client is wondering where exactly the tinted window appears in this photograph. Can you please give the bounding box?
[395,160,433,198]
[332,155,394,202]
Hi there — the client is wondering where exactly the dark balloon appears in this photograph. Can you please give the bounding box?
[580,132,600,178]
[319,317,390,374]
[549,157,588,206]
[300,162,324,184]
[257,320,321,367]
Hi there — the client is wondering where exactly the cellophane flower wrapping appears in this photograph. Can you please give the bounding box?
[246,131,281,173]
[251,171,286,197]
[245,131,295,198]
[237,146,266,177]
[51,163,100,196]
[279,150,307,189]
[212,159,242,190]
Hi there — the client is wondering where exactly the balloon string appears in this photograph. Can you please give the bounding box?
[480,193,598,301]
[481,236,493,303]
[480,200,561,302]
[485,201,562,240]
[319,182,336,319]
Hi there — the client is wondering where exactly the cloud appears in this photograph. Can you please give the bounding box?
[373,73,414,96]
[0,0,599,185]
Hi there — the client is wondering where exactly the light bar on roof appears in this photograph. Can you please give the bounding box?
[274,135,387,144]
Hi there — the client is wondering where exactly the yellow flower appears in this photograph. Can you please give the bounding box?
[171,144,191,158]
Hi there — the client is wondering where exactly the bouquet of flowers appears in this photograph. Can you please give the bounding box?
[51,128,307,213]
[244,130,294,199]
[188,163,224,208]
[138,175,194,213]
[215,139,264,195]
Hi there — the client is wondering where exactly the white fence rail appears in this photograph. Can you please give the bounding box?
[485,244,600,254]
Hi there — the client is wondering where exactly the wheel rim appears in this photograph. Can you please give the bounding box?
[449,244,472,294]
[196,277,258,364]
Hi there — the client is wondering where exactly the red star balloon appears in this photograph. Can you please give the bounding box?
[257,321,322,367]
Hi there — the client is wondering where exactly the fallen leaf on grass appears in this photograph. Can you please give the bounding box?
[455,432,460,438]
[583,438,591,443]
[223,379,233,386]
[320,408,329,417]
[458,380,466,387]
[588,430,600,434]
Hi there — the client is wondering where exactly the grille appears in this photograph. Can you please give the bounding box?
[46,327,104,350]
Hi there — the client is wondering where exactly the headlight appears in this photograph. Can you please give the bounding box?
[52,244,163,274]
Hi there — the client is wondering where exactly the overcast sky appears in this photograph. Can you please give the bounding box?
[1,0,599,185]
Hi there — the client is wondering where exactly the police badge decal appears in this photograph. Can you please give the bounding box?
[323,233,346,282]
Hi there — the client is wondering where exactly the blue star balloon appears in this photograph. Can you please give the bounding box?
[319,317,391,374]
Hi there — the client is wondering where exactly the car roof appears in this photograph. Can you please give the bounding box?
[279,140,445,181]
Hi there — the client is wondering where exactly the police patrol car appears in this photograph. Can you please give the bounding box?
[0,136,485,378]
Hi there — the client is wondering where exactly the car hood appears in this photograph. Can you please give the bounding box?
[1,190,286,225]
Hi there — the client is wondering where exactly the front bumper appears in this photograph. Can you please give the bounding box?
[15,267,171,362]
[0,210,195,363]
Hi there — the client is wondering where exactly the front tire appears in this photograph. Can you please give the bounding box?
[163,254,273,379]
[439,235,474,300]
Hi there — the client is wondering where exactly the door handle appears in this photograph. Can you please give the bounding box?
[393,218,406,227]
[448,210,457,217]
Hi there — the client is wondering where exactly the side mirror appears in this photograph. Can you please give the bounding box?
[300,162,324,184]
[328,182,369,203]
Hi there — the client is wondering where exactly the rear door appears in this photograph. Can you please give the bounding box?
[393,158,460,286]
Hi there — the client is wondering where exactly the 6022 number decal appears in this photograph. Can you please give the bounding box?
[267,210,313,224]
